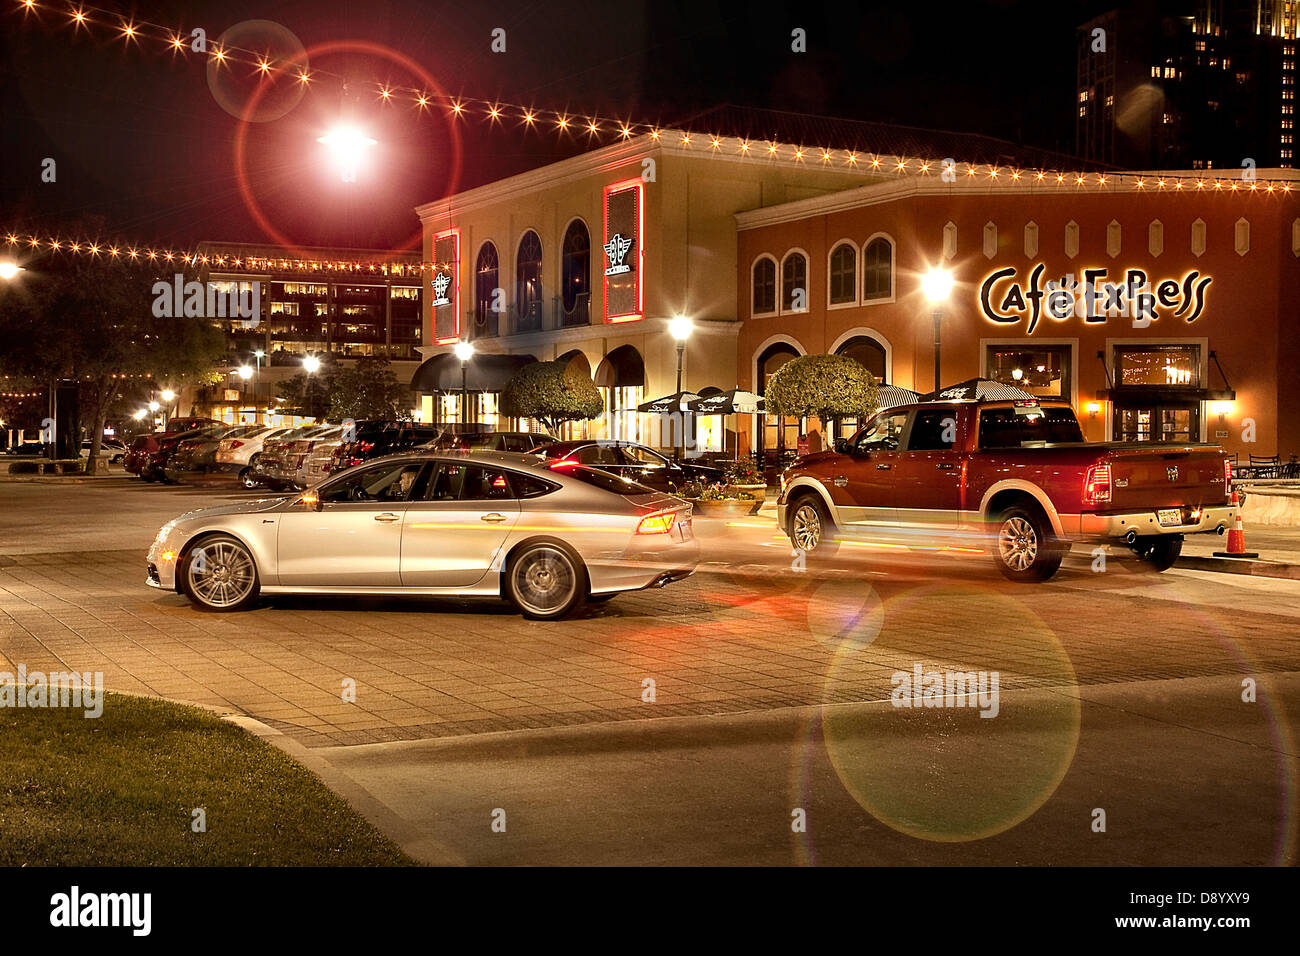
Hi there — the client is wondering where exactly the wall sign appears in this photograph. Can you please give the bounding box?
[980,264,1212,334]
[432,228,460,343]
[603,179,644,322]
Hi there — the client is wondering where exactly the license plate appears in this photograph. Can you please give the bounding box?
[1157,509,1183,527]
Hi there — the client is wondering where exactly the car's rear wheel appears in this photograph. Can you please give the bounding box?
[992,506,1063,582]
[506,542,586,620]
[180,535,260,612]
[238,466,261,490]
[787,494,839,559]
[1133,534,1183,572]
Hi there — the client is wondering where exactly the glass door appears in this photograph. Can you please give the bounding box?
[1114,403,1199,442]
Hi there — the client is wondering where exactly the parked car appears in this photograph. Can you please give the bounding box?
[215,425,294,487]
[249,424,335,491]
[294,428,355,488]
[80,438,128,463]
[140,424,227,483]
[124,418,222,480]
[330,421,442,474]
[163,425,262,482]
[146,451,698,620]
[778,398,1235,582]
[4,441,49,457]
[259,425,344,490]
[430,431,556,454]
[537,440,725,493]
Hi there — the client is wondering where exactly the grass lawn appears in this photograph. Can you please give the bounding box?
[0,693,416,866]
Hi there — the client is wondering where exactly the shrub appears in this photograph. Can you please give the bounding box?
[763,354,879,426]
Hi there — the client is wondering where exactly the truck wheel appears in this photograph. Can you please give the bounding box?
[1133,535,1182,572]
[787,494,839,560]
[992,506,1063,582]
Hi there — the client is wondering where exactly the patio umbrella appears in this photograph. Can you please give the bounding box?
[684,389,764,459]
[918,378,1038,402]
[637,391,700,414]
[875,385,922,409]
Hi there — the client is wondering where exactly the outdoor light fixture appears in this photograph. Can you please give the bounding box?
[132,409,148,420]
[148,401,160,412]
[1212,400,1234,421]
[0,261,24,280]
[920,268,954,391]
[668,315,693,341]
[454,341,475,424]
[302,355,321,374]
[317,127,377,182]
[1086,402,1101,418]
[453,341,475,362]
[669,316,693,463]
[160,389,175,402]
[1012,368,1025,381]
[237,366,253,380]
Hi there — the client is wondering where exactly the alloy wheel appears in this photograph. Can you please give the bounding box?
[187,541,256,609]
[998,516,1038,572]
[512,546,577,615]
[791,503,823,551]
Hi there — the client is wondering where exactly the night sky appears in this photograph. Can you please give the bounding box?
[1,0,1117,252]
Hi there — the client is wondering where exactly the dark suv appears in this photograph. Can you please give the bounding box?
[330,421,442,474]
[124,418,221,480]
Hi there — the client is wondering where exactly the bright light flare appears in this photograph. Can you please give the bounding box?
[316,126,377,182]
[0,261,24,280]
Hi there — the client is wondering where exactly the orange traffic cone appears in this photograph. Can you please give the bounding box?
[1214,489,1259,558]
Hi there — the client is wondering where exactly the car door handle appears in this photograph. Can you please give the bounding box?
[876,463,892,470]
[936,462,955,470]
[374,512,400,523]
[480,513,509,523]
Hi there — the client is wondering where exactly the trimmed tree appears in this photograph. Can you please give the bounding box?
[763,354,879,428]
[327,356,411,421]
[501,359,603,433]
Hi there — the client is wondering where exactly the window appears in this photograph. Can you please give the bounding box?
[781,252,807,312]
[908,409,958,450]
[516,231,543,321]
[425,463,514,501]
[1115,345,1200,387]
[752,257,776,315]
[829,243,857,305]
[621,445,667,466]
[854,412,909,452]
[863,237,893,300]
[575,443,621,466]
[986,347,1071,399]
[475,242,499,335]
[320,462,426,503]
[561,220,590,314]
[978,407,1083,449]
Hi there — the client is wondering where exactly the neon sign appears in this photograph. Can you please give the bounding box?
[980,264,1211,333]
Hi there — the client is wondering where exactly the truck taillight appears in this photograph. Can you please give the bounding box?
[1083,463,1112,505]
[1224,457,1233,492]
[636,512,677,535]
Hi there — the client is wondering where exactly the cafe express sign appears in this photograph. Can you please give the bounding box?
[979,264,1212,333]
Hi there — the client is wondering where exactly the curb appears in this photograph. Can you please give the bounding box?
[1175,555,1300,580]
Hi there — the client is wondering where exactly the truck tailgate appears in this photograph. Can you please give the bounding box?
[1103,445,1228,510]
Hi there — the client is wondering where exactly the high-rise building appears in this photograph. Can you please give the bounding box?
[1078,1,1298,169]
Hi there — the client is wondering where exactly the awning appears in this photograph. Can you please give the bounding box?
[411,352,537,393]
[1095,387,1237,403]
[919,378,1038,402]
[638,391,699,414]
[594,345,645,388]
[876,385,922,409]
[685,388,763,415]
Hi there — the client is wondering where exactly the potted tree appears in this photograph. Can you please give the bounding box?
[676,479,760,518]
[501,359,604,433]
[763,354,880,453]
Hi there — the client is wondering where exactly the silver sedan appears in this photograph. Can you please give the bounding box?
[146,451,698,620]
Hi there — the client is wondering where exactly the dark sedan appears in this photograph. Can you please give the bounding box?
[537,440,724,493]
[430,431,556,453]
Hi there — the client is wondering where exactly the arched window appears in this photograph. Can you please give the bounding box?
[561,220,590,319]
[781,252,807,312]
[757,341,803,467]
[834,334,889,440]
[752,257,776,315]
[863,237,893,300]
[474,242,499,337]
[829,243,857,305]
[516,231,543,327]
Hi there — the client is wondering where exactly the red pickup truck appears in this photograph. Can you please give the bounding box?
[777,399,1234,581]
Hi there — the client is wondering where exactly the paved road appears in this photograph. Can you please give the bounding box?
[2,477,1297,863]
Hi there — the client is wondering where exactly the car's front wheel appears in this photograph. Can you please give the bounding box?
[992,506,1063,582]
[180,535,261,612]
[787,494,839,560]
[506,542,586,620]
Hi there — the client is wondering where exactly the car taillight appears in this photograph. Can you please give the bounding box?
[230,441,244,449]
[636,512,677,535]
[549,458,579,469]
[358,441,373,453]
[1082,463,1112,505]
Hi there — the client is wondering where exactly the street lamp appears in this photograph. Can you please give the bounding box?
[669,316,693,462]
[0,261,24,280]
[302,355,321,374]
[921,268,954,392]
[317,127,377,182]
[453,341,475,426]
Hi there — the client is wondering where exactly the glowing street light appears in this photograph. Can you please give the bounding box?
[454,341,475,424]
[669,316,693,463]
[302,355,321,374]
[0,261,24,280]
[148,401,161,412]
[160,388,176,402]
[237,365,253,380]
[920,267,954,392]
[317,127,377,182]
[132,408,148,420]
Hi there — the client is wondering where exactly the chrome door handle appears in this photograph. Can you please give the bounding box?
[876,463,892,470]
[936,462,955,470]
[480,513,508,523]
[374,512,400,522]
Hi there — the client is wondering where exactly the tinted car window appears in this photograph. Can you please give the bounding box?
[320,461,425,503]
[907,410,958,451]
[978,406,1084,448]
[510,472,558,498]
[621,445,667,466]
[576,444,621,466]
[854,412,909,452]
[550,463,655,495]
[426,463,513,501]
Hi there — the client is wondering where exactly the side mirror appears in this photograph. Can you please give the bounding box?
[833,437,849,454]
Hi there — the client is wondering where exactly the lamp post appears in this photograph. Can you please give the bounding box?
[160,388,176,429]
[302,355,321,421]
[668,316,693,462]
[921,268,954,392]
[453,341,475,427]
[237,365,253,420]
